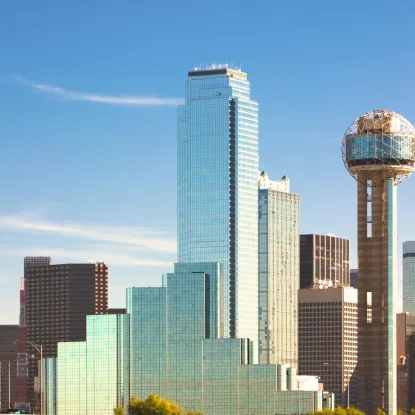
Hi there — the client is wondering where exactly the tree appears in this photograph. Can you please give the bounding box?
[128,394,203,415]
[113,406,125,415]
[310,408,366,415]
[345,407,365,415]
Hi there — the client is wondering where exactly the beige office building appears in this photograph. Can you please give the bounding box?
[299,286,357,407]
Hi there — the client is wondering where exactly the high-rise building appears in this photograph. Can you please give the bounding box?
[350,269,358,289]
[298,286,358,407]
[342,110,415,415]
[258,172,300,366]
[177,65,259,347]
[25,262,108,358]
[25,260,108,411]
[24,256,51,272]
[300,234,350,289]
[403,242,415,313]
[396,313,415,412]
[0,325,18,412]
[52,262,333,415]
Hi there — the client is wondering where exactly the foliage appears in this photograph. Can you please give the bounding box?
[128,394,203,415]
[412,409,415,415]
[113,406,125,415]
[377,409,387,415]
[310,407,365,415]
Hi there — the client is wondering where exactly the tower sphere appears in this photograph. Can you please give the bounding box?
[342,109,415,185]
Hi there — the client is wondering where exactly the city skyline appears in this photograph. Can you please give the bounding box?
[2,1,415,324]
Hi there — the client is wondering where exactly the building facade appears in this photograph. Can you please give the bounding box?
[300,234,350,289]
[52,263,333,415]
[24,256,51,272]
[25,261,108,358]
[342,110,415,415]
[298,286,358,407]
[396,313,415,412]
[177,65,259,348]
[350,269,358,289]
[258,172,300,366]
[25,260,108,411]
[0,325,18,412]
[403,242,415,314]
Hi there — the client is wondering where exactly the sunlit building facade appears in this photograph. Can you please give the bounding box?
[177,66,259,349]
[56,314,129,415]
[51,262,333,415]
[258,172,300,366]
[298,286,358,407]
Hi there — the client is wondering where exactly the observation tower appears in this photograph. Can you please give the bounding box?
[342,110,415,415]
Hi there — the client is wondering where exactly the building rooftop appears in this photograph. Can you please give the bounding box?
[188,64,247,79]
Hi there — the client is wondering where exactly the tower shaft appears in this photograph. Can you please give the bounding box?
[357,172,396,415]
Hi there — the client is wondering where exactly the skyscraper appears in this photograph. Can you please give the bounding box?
[300,234,350,289]
[298,286,358,408]
[403,241,415,313]
[24,256,51,272]
[25,260,108,411]
[342,110,415,415]
[177,65,259,348]
[25,261,108,358]
[258,172,300,365]
[53,263,332,415]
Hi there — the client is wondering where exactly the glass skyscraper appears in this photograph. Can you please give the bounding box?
[403,241,415,313]
[56,314,129,415]
[45,66,336,415]
[52,263,332,415]
[177,65,259,348]
[258,172,300,366]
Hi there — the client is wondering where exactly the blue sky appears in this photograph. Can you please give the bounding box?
[1,0,415,323]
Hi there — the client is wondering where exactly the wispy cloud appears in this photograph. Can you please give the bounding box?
[0,246,172,267]
[13,76,183,106]
[0,214,177,254]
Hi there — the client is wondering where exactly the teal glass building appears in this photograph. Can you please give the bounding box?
[46,66,334,415]
[177,65,259,349]
[52,262,332,415]
[403,241,415,313]
[258,172,300,366]
[56,314,129,415]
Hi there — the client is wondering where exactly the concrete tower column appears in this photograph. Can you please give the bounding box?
[357,171,396,415]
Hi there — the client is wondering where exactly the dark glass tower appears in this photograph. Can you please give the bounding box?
[300,234,350,289]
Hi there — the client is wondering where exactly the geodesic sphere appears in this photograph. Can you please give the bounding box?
[342,110,415,183]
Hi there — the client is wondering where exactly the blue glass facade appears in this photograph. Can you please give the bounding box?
[346,135,413,162]
[126,287,167,402]
[178,67,259,349]
[403,241,415,314]
[52,263,333,415]
[43,358,56,415]
[56,314,129,415]
[47,67,335,415]
[56,342,86,415]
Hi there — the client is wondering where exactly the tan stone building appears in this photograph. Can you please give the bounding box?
[298,286,357,407]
